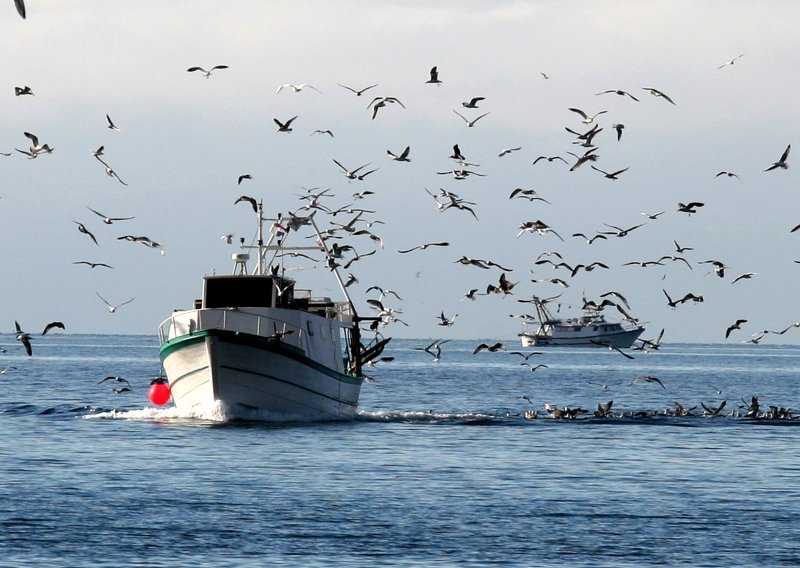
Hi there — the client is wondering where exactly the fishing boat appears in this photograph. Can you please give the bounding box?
[157,205,388,420]
[518,296,644,348]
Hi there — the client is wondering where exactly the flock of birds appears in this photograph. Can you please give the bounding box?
[4,6,799,416]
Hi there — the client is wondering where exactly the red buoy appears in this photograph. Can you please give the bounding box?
[148,381,171,406]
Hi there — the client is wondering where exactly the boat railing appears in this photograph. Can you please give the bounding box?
[158,308,306,351]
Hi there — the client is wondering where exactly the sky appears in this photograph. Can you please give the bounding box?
[1,1,799,344]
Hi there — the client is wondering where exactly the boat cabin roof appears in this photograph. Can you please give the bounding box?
[202,274,295,309]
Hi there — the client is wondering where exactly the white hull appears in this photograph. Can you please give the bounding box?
[519,327,644,348]
[159,308,362,421]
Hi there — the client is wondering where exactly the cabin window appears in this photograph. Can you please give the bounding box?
[593,326,598,331]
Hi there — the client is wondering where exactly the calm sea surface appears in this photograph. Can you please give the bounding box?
[1,334,799,567]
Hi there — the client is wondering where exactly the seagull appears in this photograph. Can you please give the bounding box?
[632,375,666,389]
[274,116,298,132]
[14,0,24,18]
[591,165,629,180]
[72,261,113,269]
[98,375,133,390]
[14,85,33,96]
[725,319,748,339]
[498,147,522,157]
[14,321,32,356]
[337,83,378,96]
[715,171,740,180]
[387,146,411,162]
[642,87,676,104]
[333,159,373,180]
[426,66,442,85]
[87,206,134,224]
[187,65,228,78]
[452,110,490,127]
[763,144,791,171]
[94,156,128,185]
[596,89,639,101]
[717,53,745,69]
[590,340,634,359]
[462,97,485,108]
[731,272,757,284]
[532,155,567,165]
[311,129,334,137]
[612,123,625,141]
[237,174,252,185]
[677,201,704,214]
[96,292,135,313]
[0,366,17,375]
[568,107,607,124]
[74,221,99,245]
[414,339,450,362]
[473,342,507,354]
[235,195,258,213]
[22,131,53,156]
[398,242,449,254]
[42,322,65,335]
[276,83,321,94]
[437,311,458,326]
[106,114,120,131]
[640,211,665,220]
[367,96,405,119]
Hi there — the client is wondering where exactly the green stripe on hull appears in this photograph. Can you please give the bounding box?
[159,329,362,386]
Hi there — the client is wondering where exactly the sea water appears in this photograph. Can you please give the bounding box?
[1,334,799,566]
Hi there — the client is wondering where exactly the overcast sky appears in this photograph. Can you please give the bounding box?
[1,1,799,344]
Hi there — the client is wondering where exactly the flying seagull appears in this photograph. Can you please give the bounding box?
[87,206,134,224]
[275,83,321,94]
[568,107,608,124]
[14,85,33,96]
[96,292,135,313]
[186,65,228,78]
[74,221,99,245]
[14,321,32,356]
[237,174,252,185]
[763,144,790,171]
[595,89,639,101]
[717,53,745,70]
[337,83,378,96]
[462,97,485,108]
[42,322,65,335]
[426,66,442,85]
[73,261,113,269]
[98,376,133,390]
[632,375,666,389]
[235,195,258,212]
[274,116,298,132]
[106,114,120,131]
[14,0,24,18]
[642,87,676,105]
[452,109,490,127]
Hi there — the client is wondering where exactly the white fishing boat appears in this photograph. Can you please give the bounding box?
[157,205,388,421]
[518,296,644,348]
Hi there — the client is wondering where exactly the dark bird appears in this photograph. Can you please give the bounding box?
[532,155,567,166]
[590,340,635,359]
[521,362,549,372]
[14,85,33,96]
[725,319,748,339]
[677,201,704,214]
[398,242,449,254]
[72,261,113,269]
[473,342,506,354]
[235,195,258,213]
[106,114,120,131]
[612,123,625,141]
[74,221,99,245]
[274,116,298,132]
[763,144,790,171]
[14,321,32,356]
[98,376,133,390]
[237,174,252,185]
[42,322,65,335]
[715,171,740,180]
[632,375,666,389]
[462,97,485,108]
[426,66,442,85]
[387,146,411,162]
[187,65,229,78]
[591,165,629,180]
[14,0,25,18]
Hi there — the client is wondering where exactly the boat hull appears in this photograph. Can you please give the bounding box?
[160,329,363,421]
[519,327,644,348]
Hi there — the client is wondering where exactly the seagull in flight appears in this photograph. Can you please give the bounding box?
[87,206,134,224]
[568,107,607,124]
[595,89,639,101]
[338,83,378,96]
[642,87,676,105]
[590,165,629,180]
[632,375,666,389]
[42,322,65,335]
[498,147,522,157]
[276,83,321,93]
[73,261,113,269]
[235,195,258,212]
[106,114,120,131]
[462,97,485,108]
[98,376,133,390]
[387,146,411,162]
[725,319,748,339]
[426,66,442,85]
[715,171,740,180]
[14,321,32,356]
[717,53,745,70]
[274,116,298,132]
[237,174,252,185]
[14,85,33,96]
[763,144,790,171]
[452,109,490,127]
[398,242,449,254]
[14,0,25,18]
[74,221,99,245]
[96,292,135,313]
[187,65,228,78]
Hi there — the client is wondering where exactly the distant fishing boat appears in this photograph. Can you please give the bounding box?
[518,296,644,348]
[157,205,388,420]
